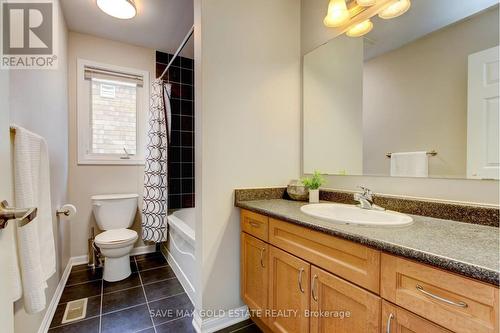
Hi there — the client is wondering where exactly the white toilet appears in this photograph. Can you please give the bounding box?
[91,193,139,282]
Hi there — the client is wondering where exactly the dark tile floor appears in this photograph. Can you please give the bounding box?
[48,252,260,333]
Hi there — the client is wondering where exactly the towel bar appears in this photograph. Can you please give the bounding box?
[386,150,437,158]
[0,200,38,229]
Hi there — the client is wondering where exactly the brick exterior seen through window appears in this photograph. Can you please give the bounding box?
[91,79,137,155]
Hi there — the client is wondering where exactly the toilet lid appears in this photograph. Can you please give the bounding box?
[95,229,138,244]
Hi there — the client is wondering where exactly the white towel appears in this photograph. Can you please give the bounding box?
[390,151,429,178]
[12,125,56,313]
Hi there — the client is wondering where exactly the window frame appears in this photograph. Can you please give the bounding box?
[77,58,150,165]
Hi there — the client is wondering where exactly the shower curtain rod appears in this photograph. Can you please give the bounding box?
[159,25,194,80]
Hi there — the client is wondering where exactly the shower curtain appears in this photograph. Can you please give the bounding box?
[142,79,171,242]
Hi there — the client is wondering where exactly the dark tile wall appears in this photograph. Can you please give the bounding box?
[156,51,195,209]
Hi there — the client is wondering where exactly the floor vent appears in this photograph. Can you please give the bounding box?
[61,298,88,324]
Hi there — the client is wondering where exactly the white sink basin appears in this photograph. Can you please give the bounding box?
[300,203,413,227]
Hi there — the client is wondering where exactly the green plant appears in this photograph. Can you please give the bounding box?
[301,171,324,190]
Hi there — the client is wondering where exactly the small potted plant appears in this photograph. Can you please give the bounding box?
[301,171,324,203]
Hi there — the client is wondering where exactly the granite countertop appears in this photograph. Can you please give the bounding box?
[236,199,500,285]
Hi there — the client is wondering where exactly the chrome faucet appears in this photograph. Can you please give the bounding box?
[354,186,385,211]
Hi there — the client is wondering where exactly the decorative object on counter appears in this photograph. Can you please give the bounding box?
[286,180,309,201]
[301,171,325,203]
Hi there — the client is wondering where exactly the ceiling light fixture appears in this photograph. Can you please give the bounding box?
[323,0,350,28]
[97,0,137,19]
[346,19,373,37]
[378,0,411,19]
[356,0,376,6]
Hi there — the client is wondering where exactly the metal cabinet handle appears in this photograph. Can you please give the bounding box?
[248,221,260,228]
[311,274,318,301]
[386,313,394,333]
[259,248,265,268]
[298,268,305,293]
[0,200,37,229]
[416,284,468,308]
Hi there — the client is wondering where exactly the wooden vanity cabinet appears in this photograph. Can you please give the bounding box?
[268,246,311,333]
[239,209,499,333]
[241,233,269,316]
[381,301,453,333]
[310,266,380,333]
[381,254,499,333]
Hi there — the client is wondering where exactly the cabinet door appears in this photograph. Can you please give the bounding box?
[382,301,453,333]
[269,246,310,333]
[241,233,269,315]
[310,266,380,333]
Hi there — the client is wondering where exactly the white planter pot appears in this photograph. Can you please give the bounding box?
[309,189,319,203]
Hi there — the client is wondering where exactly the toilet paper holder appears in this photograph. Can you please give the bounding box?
[56,208,70,217]
[56,204,77,218]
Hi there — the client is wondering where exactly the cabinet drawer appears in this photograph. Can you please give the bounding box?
[382,300,452,333]
[241,209,268,241]
[381,254,499,333]
[269,218,380,293]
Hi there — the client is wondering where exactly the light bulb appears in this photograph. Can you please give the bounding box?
[378,0,411,19]
[346,19,373,37]
[356,0,376,6]
[323,0,350,28]
[97,0,137,19]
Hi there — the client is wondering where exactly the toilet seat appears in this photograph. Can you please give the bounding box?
[95,229,138,248]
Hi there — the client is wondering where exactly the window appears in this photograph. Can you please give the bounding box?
[77,59,149,165]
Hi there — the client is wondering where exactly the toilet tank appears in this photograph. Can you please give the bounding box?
[91,194,139,230]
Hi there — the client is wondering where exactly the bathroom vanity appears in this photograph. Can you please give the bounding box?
[236,195,499,333]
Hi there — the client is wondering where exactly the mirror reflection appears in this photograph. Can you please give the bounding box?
[303,0,499,179]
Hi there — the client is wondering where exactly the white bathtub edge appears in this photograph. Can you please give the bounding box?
[161,247,196,305]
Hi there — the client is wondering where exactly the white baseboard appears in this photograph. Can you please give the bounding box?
[38,245,156,333]
[160,248,196,306]
[71,255,88,266]
[37,256,81,333]
[131,244,157,256]
[192,305,250,333]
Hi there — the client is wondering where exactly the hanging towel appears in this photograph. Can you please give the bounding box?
[390,151,429,178]
[142,80,171,242]
[8,221,22,302]
[12,125,56,313]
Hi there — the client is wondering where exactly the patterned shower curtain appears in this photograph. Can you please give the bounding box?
[142,79,171,242]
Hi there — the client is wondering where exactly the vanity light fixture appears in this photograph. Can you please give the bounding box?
[378,0,411,19]
[323,0,350,27]
[346,19,373,37]
[97,0,137,19]
[356,0,376,6]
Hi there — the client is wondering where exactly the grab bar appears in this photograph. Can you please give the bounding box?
[0,200,37,229]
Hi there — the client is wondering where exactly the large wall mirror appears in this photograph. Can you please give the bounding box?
[303,0,499,180]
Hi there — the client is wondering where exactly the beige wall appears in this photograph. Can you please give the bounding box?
[303,35,363,175]
[363,7,500,177]
[195,0,301,319]
[67,32,155,257]
[9,1,69,332]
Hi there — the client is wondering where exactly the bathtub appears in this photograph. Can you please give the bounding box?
[165,208,196,302]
